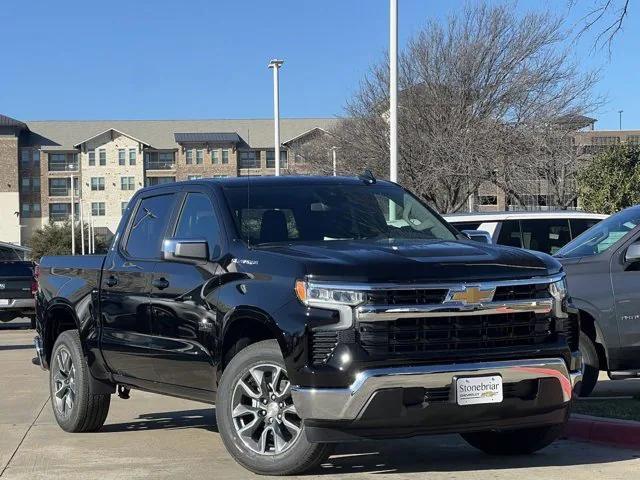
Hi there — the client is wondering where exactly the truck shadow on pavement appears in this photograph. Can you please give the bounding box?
[100,408,218,433]
[99,407,638,474]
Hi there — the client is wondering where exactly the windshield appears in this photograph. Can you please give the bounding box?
[556,207,640,258]
[222,183,457,245]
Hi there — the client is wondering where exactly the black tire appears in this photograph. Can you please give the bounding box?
[30,315,36,330]
[49,330,111,432]
[217,339,333,475]
[461,423,565,455]
[579,331,599,397]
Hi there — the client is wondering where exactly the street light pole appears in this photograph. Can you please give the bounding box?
[331,147,337,176]
[619,110,624,130]
[68,168,75,255]
[268,59,284,176]
[389,0,398,183]
[79,201,85,255]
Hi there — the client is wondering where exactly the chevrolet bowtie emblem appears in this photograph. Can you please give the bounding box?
[446,286,496,305]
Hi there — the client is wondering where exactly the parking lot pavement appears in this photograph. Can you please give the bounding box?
[2,328,640,480]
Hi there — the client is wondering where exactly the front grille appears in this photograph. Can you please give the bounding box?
[561,312,580,351]
[493,283,550,301]
[358,312,555,358]
[310,330,339,365]
[366,289,448,305]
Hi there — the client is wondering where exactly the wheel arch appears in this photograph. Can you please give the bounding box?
[577,307,609,370]
[43,300,80,366]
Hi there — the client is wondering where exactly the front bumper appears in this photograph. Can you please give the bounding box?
[292,356,582,422]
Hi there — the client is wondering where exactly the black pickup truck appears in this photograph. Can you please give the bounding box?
[34,176,582,475]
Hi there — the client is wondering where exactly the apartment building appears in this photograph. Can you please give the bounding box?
[0,114,337,245]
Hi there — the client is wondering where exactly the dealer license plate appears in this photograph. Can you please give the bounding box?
[456,375,503,405]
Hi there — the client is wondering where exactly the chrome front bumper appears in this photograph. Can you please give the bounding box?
[292,356,582,421]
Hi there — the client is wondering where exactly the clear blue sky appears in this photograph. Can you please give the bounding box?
[0,0,637,130]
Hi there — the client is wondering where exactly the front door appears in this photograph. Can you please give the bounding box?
[149,189,225,391]
[100,190,179,383]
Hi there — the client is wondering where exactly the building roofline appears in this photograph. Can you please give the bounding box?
[72,128,151,148]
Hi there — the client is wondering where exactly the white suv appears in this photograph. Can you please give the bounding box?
[444,211,608,255]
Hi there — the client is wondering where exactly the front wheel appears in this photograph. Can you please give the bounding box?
[49,330,111,432]
[461,423,565,455]
[578,332,599,397]
[217,340,333,475]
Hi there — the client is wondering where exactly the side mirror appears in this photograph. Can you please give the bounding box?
[625,243,640,263]
[461,229,492,245]
[162,238,209,264]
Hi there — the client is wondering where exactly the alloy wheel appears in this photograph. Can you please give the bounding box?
[52,346,76,418]
[231,363,302,455]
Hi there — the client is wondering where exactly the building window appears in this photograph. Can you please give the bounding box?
[213,175,229,178]
[118,149,126,166]
[33,150,40,166]
[48,153,78,171]
[21,177,30,191]
[92,202,106,216]
[129,148,137,165]
[121,201,129,215]
[592,136,620,146]
[187,175,203,180]
[91,177,105,191]
[239,151,260,168]
[222,149,229,164]
[22,203,30,214]
[266,150,288,169]
[628,135,640,145]
[20,149,30,168]
[186,149,194,164]
[99,149,106,166]
[212,150,219,164]
[145,151,175,170]
[120,177,135,190]
[478,195,498,206]
[146,176,175,186]
[196,149,204,164]
[33,203,41,214]
[50,202,78,220]
[33,177,40,191]
[88,150,95,166]
[49,178,73,196]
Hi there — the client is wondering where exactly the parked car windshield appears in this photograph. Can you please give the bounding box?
[222,183,457,245]
[555,207,640,258]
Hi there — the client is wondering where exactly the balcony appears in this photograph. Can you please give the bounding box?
[145,152,175,170]
[48,153,79,172]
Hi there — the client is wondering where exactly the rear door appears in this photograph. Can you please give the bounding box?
[100,190,179,383]
[148,187,226,391]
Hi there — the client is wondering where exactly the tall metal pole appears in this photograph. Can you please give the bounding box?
[69,169,75,255]
[268,59,284,176]
[89,215,94,254]
[332,147,337,176]
[79,201,85,255]
[389,0,398,183]
[619,110,623,130]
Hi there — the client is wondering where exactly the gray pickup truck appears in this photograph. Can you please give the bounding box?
[556,205,640,396]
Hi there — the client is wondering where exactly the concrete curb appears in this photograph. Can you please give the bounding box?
[566,414,640,450]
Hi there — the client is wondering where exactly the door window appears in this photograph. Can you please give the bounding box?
[125,194,175,259]
[519,219,571,254]
[174,193,221,250]
[496,220,522,248]
[570,219,602,239]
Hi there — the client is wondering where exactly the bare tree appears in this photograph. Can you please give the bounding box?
[325,2,600,213]
[573,0,630,51]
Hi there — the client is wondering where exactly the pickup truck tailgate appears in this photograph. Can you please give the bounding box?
[0,262,33,300]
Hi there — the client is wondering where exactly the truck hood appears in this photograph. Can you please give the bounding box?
[256,239,561,283]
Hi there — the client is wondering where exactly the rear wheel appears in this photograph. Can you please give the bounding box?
[579,331,599,397]
[461,423,565,455]
[49,330,111,432]
[217,340,333,475]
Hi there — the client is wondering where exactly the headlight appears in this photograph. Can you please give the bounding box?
[549,276,568,301]
[295,280,365,306]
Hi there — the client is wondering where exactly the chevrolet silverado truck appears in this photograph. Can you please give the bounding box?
[0,260,36,328]
[34,176,582,475]
[555,205,640,396]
